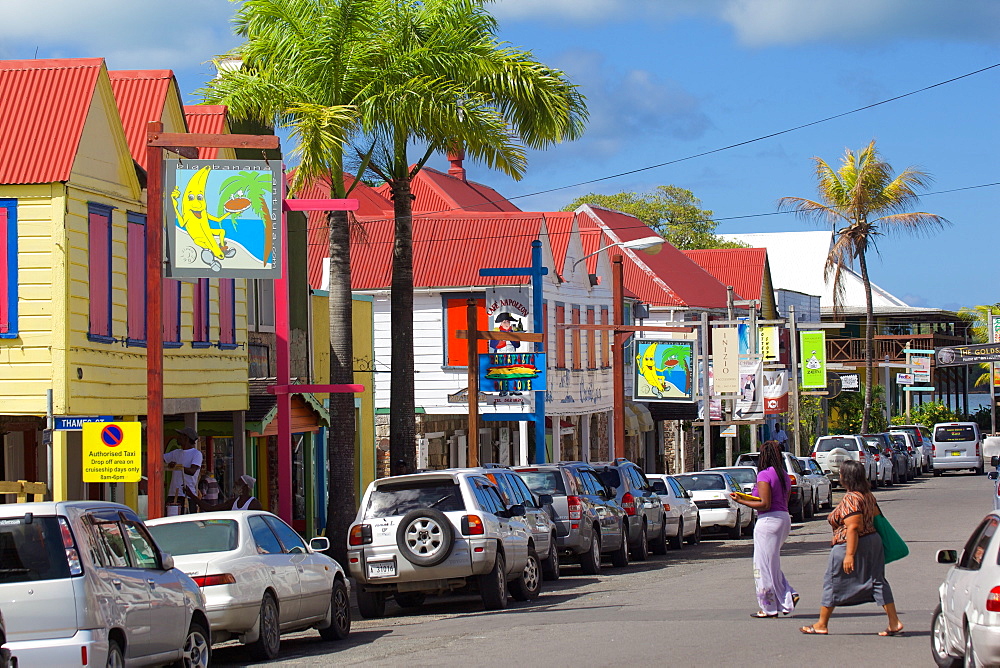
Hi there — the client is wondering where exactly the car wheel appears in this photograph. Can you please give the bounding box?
[479,551,508,610]
[976,465,985,476]
[934,469,943,477]
[965,624,980,668]
[394,592,426,609]
[686,517,701,545]
[541,537,560,581]
[510,547,541,601]
[728,513,742,539]
[747,511,757,533]
[669,519,684,550]
[826,487,834,509]
[320,578,351,640]
[792,501,805,523]
[396,508,455,567]
[579,531,602,575]
[106,639,124,668]
[805,495,815,520]
[611,525,631,567]
[356,588,386,619]
[931,603,961,667]
[249,593,281,660]
[174,619,211,668]
[631,523,649,561]
[652,516,669,555]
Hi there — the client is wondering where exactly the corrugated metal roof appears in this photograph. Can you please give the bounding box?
[0,58,103,185]
[683,248,767,301]
[376,166,520,215]
[183,105,228,158]
[537,211,576,278]
[109,70,178,171]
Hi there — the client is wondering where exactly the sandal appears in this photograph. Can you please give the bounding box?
[750,611,778,618]
[800,626,829,635]
[878,625,905,637]
[783,593,801,615]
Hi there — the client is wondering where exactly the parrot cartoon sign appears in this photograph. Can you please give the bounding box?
[164,159,282,278]
[632,339,696,402]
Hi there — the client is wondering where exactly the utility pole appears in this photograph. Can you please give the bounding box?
[788,306,801,456]
[701,311,711,469]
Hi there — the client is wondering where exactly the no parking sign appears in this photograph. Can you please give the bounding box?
[82,422,142,483]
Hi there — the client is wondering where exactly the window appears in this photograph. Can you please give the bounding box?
[93,520,130,567]
[87,203,114,342]
[511,476,538,508]
[122,522,160,569]
[264,516,307,554]
[586,307,596,369]
[600,307,611,368]
[571,305,581,370]
[192,278,210,347]
[0,200,17,338]
[247,279,275,333]
[162,279,181,347]
[126,213,146,344]
[959,516,998,570]
[218,278,236,348]
[555,303,566,368]
[365,481,464,518]
[248,515,283,554]
[471,478,505,514]
[442,295,488,368]
[668,478,687,498]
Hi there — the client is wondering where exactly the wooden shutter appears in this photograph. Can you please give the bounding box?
[126,214,146,341]
[88,209,111,337]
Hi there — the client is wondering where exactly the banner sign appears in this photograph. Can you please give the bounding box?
[711,327,739,393]
[698,364,723,420]
[478,352,546,395]
[633,339,696,402]
[799,330,827,388]
[735,358,763,420]
[913,356,931,383]
[164,159,282,278]
[896,373,914,385]
[82,422,142,483]
[841,373,860,392]
[763,369,788,414]
[936,342,1000,366]
[759,327,779,362]
[992,315,1000,388]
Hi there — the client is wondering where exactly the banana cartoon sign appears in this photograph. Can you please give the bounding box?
[164,159,282,278]
[632,339,696,402]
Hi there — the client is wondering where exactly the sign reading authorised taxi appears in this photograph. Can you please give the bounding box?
[82,422,142,483]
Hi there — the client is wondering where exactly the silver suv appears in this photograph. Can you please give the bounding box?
[513,462,630,573]
[347,470,537,617]
[0,501,209,667]
[592,459,669,560]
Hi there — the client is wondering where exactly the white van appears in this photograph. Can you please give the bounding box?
[932,421,983,475]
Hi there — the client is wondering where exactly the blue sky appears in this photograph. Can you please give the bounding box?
[3,0,998,311]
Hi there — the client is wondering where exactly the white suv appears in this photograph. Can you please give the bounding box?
[811,435,876,487]
[347,470,537,617]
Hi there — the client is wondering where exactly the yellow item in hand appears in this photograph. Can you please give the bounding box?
[733,491,761,503]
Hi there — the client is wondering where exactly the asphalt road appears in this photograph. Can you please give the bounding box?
[214,469,996,667]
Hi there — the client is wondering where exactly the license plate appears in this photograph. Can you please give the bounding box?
[366,559,396,579]
[950,451,963,457]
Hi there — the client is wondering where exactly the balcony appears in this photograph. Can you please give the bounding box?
[826,333,967,364]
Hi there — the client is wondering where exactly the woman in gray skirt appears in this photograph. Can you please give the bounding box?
[799,460,903,636]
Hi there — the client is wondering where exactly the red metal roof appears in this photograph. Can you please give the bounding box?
[683,248,768,301]
[109,70,181,171]
[376,166,521,214]
[183,105,228,158]
[0,58,103,185]
[578,206,731,308]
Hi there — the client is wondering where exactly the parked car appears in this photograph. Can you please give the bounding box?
[480,465,560,580]
[798,457,834,510]
[673,472,753,539]
[0,606,10,668]
[592,459,668,559]
[514,462,630,573]
[646,473,701,548]
[868,444,894,487]
[0,501,210,667]
[347,470,539,617]
[932,511,1000,666]
[811,434,877,487]
[933,421,984,476]
[862,433,908,484]
[987,457,1000,511]
[735,452,814,522]
[147,510,350,660]
[707,466,758,494]
[891,432,922,479]
[892,424,934,472]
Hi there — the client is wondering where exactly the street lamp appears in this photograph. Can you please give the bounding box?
[571,235,665,270]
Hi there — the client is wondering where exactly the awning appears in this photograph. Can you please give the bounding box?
[630,403,655,432]
[624,406,640,436]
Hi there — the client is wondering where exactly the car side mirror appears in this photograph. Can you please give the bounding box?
[538,494,554,506]
[937,549,958,564]
[506,504,526,517]
[992,456,999,467]
[310,536,331,552]
[160,552,175,571]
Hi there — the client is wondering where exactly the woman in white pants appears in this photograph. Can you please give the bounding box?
[733,440,799,617]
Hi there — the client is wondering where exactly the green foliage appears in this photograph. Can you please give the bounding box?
[958,303,1000,388]
[830,386,888,433]
[561,185,746,250]
[796,395,825,446]
[889,401,957,428]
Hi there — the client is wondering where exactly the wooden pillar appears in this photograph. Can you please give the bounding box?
[145,122,165,519]
[466,299,480,467]
[612,255,626,459]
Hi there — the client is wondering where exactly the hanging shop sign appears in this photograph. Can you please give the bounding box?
[711,327,739,394]
[913,356,931,383]
[840,373,860,392]
[799,330,827,388]
[633,339,696,402]
[484,286,532,353]
[763,369,788,414]
[735,358,763,420]
[759,327,779,363]
[164,159,281,278]
[936,342,1000,366]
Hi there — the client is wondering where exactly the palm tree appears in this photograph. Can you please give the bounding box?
[357,0,587,472]
[201,0,386,566]
[779,140,948,433]
[958,303,1000,388]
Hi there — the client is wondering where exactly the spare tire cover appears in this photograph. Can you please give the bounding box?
[826,447,851,471]
[396,508,456,567]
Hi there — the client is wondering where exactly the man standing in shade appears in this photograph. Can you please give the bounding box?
[774,422,789,452]
[164,427,203,513]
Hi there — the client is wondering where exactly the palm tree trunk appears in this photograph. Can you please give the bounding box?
[325,207,356,569]
[388,169,417,475]
[858,250,875,433]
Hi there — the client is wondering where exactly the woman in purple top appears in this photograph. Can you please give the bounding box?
[732,440,799,617]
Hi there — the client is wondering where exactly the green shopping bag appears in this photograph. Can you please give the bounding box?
[874,513,909,564]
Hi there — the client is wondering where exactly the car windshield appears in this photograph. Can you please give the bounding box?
[595,469,622,490]
[713,468,757,485]
[816,437,858,452]
[147,519,239,556]
[935,426,977,442]
[649,479,669,494]
[516,471,565,496]
[861,435,887,448]
[0,516,72,583]
[365,481,464,519]
[674,474,726,491]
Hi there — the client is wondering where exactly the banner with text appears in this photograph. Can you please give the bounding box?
[711,327,739,393]
[799,330,827,388]
[759,327,779,362]
[736,358,764,420]
[763,369,789,414]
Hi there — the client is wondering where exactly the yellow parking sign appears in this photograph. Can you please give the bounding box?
[83,422,142,483]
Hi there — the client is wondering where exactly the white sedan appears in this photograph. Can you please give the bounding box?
[933,511,1000,666]
[673,472,753,539]
[647,473,701,548]
[147,511,351,661]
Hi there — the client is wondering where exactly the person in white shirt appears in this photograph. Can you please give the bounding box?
[774,422,789,452]
[165,427,203,512]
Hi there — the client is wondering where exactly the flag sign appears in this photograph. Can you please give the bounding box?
[763,369,789,414]
[711,327,739,393]
[82,422,142,483]
[799,331,827,388]
[758,327,779,362]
